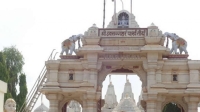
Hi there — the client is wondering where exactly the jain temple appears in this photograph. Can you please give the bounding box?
[2,0,200,112]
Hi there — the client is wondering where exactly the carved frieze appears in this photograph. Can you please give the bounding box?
[99,54,140,59]
[103,46,141,51]
[100,38,145,46]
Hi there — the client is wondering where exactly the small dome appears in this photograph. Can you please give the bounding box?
[34,103,49,112]
[84,23,99,36]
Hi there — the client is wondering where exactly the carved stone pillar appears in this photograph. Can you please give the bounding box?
[146,100,156,112]
[156,101,162,112]
[46,94,63,112]
[83,69,89,82]
[188,102,198,112]
[86,100,97,112]
[147,69,156,88]
[187,97,199,112]
[89,70,98,89]
[82,100,97,112]
[82,101,87,112]
[46,69,59,86]
[45,62,59,86]
[188,61,200,88]
[156,70,162,83]
[145,93,157,112]
[189,70,199,84]
[156,95,165,112]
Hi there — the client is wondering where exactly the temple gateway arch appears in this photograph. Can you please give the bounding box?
[40,10,200,112]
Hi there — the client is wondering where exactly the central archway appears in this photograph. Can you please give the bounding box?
[98,65,147,91]
[97,64,147,111]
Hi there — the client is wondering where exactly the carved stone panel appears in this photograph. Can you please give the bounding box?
[100,38,145,46]
[99,54,140,60]
[103,46,141,51]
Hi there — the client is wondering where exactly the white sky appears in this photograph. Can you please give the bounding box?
[1,0,200,111]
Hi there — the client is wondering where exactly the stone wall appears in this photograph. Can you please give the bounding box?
[0,80,7,112]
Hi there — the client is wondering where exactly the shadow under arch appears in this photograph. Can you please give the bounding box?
[162,100,187,112]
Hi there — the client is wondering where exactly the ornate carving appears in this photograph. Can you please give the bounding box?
[148,29,158,37]
[60,55,82,59]
[103,46,140,51]
[84,24,98,37]
[163,54,189,59]
[107,10,139,28]
[100,54,140,59]
[164,32,188,54]
[60,34,83,55]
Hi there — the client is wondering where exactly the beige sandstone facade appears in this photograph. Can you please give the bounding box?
[40,10,200,112]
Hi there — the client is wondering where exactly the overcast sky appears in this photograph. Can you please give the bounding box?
[1,0,200,111]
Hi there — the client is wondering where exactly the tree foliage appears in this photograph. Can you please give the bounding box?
[0,52,9,82]
[0,52,11,102]
[16,73,28,111]
[3,46,24,99]
[0,46,27,111]
[162,102,181,112]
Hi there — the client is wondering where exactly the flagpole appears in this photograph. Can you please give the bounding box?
[120,0,124,10]
[130,0,132,14]
[114,0,116,25]
[103,0,106,28]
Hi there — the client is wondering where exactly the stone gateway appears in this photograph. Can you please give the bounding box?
[40,9,200,112]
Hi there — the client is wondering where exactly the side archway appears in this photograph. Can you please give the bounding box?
[162,99,187,112]
[59,98,83,112]
[162,102,184,112]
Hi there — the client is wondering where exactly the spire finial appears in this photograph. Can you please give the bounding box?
[109,75,111,83]
[126,74,128,81]
[151,22,155,26]
[41,94,43,104]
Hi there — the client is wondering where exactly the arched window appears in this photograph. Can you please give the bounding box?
[118,12,129,28]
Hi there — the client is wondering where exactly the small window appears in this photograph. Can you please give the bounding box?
[173,74,178,81]
[69,74,74,80]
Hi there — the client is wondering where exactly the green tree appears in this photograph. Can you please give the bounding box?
[3,46,24,99]
[16,73,28,111]
[1,46,27,111]
[0,51,11,102]
[0,52,9,82]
